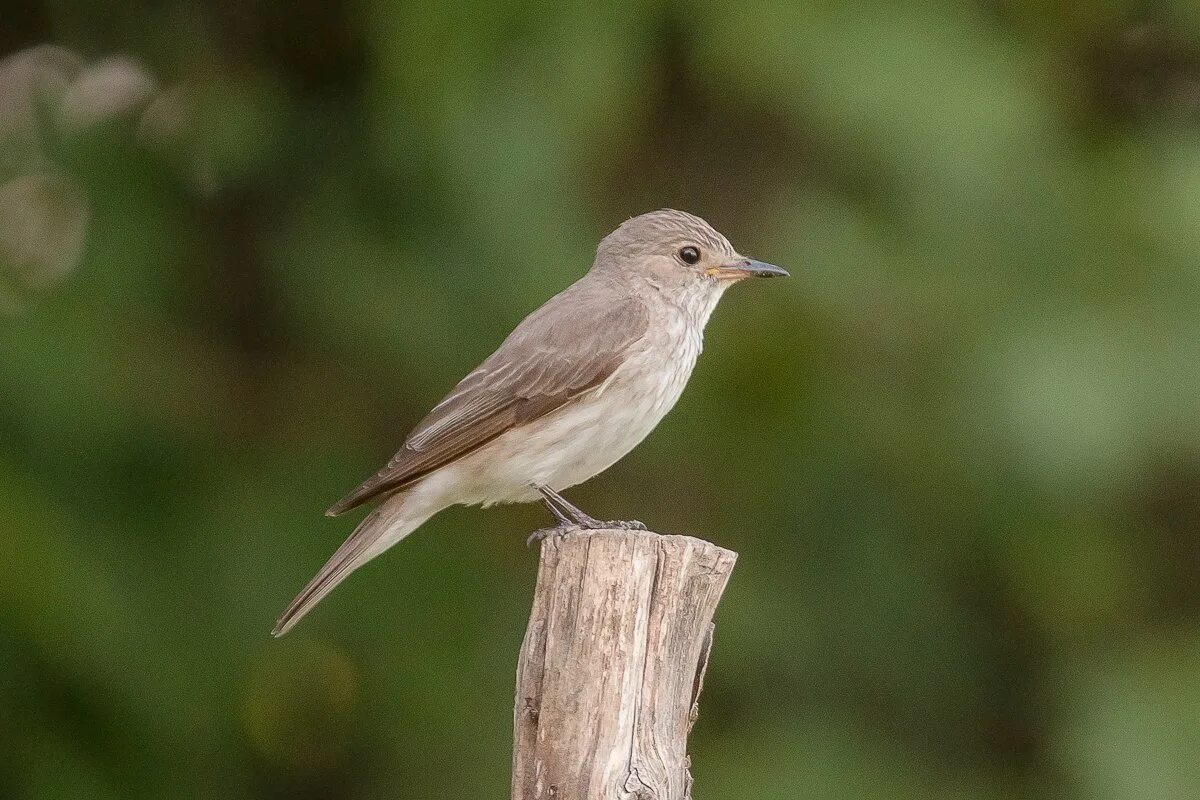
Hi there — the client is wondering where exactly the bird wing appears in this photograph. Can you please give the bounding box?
[326,290,649,516]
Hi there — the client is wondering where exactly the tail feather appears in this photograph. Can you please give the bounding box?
[272,498,429,636]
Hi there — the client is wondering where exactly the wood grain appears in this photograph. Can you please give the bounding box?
[512,529,737,800]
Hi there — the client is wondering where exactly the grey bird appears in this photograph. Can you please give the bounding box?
[272,209,786,636]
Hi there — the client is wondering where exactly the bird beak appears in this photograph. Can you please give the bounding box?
[706,259,789,280]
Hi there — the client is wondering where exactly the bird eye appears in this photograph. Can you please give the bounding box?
[678,246,701,265]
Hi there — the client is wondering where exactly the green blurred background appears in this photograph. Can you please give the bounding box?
[3,1,1200,798]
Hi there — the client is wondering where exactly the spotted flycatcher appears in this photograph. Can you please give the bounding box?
[273,209,786,635]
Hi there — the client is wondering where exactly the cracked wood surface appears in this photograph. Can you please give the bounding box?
[512,529,737,800]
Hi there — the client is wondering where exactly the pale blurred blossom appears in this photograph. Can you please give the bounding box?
[56,55,157,132]
[0,45,199,311]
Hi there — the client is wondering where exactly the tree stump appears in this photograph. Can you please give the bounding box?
[512,529,737,800]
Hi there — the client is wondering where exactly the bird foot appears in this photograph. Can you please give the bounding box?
[525,518,647,547]
[577,517,648,531]
[533,485,648,534]
[526,523,581,548]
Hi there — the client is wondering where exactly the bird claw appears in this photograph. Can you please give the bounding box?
[526,523,580,548]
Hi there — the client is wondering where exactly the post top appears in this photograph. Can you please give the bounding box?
[536,527,738,566]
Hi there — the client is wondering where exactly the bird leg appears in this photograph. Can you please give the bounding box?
[534,485,648,533]
[536,485,604,527]
[537,487,577,525]
[526,487,581,547]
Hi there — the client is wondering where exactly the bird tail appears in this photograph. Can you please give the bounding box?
[272,494,434,637]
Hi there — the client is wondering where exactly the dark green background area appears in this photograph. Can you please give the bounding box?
[2,2,1200,798]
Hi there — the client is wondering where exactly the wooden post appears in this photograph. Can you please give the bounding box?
[512,529,737,800]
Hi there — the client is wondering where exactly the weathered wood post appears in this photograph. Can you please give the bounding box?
[512,529,737,800]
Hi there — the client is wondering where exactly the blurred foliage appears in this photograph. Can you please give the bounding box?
[2,1,1200,798]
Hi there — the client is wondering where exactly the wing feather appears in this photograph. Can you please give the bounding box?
[326,291,648,516]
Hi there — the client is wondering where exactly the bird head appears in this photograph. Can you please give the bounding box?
[593,209,787,297]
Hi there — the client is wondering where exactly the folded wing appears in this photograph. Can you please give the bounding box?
[326,291,649,516]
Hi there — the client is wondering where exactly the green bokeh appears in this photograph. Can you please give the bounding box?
[2,2,1199,798]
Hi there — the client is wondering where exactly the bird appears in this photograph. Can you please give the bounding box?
[272,209,787,636]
